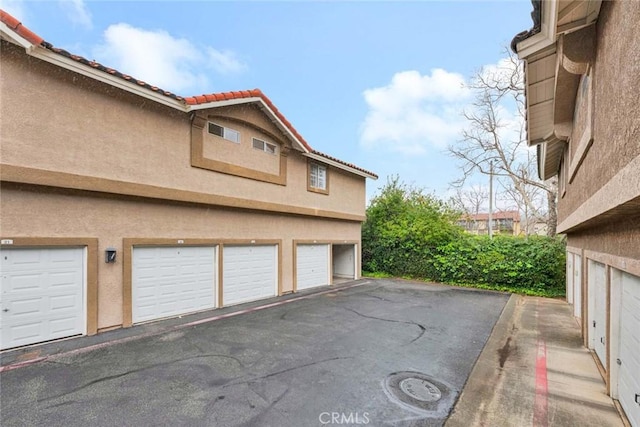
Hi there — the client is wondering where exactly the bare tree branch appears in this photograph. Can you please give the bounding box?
[448,48,558,235]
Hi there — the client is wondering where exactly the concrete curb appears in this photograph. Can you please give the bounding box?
[446,294,625,427]
[445,293,520,427]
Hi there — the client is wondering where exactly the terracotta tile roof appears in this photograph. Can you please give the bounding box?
[310,150,378,179]
[185,89,313,153]
[0,10,376,179]
[47,46,187,102]
[1,11,186,102]
[0,10,43,45]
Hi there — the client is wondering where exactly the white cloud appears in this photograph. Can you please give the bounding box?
[360,69,471,155]
[2,0,27,21]
[205,47,247,74]
[59,0,92,29]
[92,23,247,94]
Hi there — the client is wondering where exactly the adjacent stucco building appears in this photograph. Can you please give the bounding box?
[0,11,376,351]
[512,1,639,425]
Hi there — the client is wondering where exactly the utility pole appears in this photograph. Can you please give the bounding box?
[488,160,493,239]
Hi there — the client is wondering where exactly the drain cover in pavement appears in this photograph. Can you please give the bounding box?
[399,377,442,402]
[383,371,456,416]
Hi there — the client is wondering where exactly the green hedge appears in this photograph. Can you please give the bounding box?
[364,232,566,295]
[431,235,566,293]
[362,178,566,296]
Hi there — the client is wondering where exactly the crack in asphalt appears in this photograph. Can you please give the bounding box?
[237,387,291,427]
[359,292,398,303]
[222,356,353,389]
[38,353,245,403]
[41,359,73,366]
[279,311,289,320]
[342,306,427,345]
[44,400,79,410]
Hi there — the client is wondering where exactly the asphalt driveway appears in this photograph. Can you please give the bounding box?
[0,279,509,427]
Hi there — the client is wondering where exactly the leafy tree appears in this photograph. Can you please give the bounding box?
[362,176,463,277]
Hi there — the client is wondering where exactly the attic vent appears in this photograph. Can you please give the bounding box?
[208,122,240,143]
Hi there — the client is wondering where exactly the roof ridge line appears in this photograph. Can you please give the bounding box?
[0,9,377,179]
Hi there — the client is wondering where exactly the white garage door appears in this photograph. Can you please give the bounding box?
[297,244,330,291]
[618,271,640,427]
[223,245,277,306]
[574,255,582,319]
[566,252,574,304]
[132,246,216,324]
[0,247,85,350]
[588,260,607,368]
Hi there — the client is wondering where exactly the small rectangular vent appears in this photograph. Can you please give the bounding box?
[252,138,276,155]
[208,122,240,143]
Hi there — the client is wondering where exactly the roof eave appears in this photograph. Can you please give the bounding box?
[515,1,602,178]
[0,20,34,49]
[514,0,559,59]
[304,152,377,180]
[28,45,188,111]
[537,134,565,180]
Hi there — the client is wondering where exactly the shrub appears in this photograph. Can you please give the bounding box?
[362,178,566,296]
[362,177,464,279]
[432,235,566,293]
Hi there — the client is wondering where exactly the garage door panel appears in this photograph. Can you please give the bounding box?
[573,255,582,318]
[9,325,42,346]
[52,254,84,266]
[566,253,574,304]
[10,274,44,292]
[618,271,640,427]
[132,247,216,323]
[588,260,607,367]
[297,245,329,291]
[49,317,80,334]
[1,248,85,350]
[11,297,43,314]
[223,245,277,306]
[50,294,78,310]
[50,273,82,288]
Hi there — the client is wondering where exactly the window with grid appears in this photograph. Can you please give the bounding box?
[309,163,327,190]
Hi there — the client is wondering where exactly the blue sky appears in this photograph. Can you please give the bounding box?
[3,0,534,201]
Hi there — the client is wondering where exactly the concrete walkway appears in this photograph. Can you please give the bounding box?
[447,294,625,427]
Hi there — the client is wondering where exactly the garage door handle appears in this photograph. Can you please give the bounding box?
[2,308,8,312]
[636,394,640,405]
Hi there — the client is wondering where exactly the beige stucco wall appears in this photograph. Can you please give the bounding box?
[567,216,640,262]
[0,41,366,218]
[202,116,281,176]
[0,38,371,334]
[558,0,640,224]
[1,184,362,330]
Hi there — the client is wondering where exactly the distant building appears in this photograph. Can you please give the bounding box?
[457,210,521,236]
[530,220,548,236]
